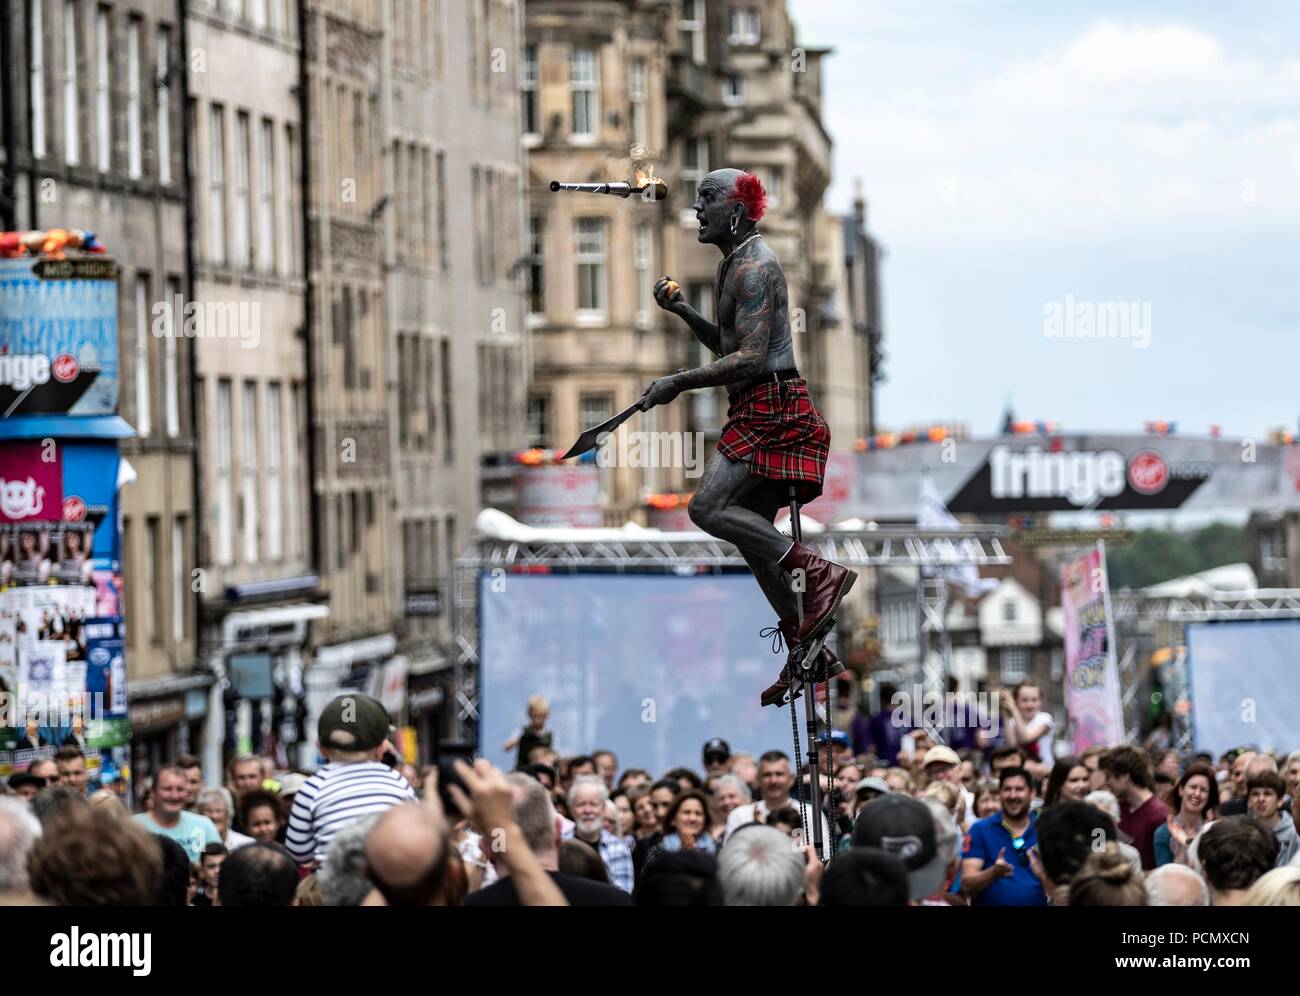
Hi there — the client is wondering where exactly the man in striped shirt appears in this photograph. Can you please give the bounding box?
[285,693,416,865]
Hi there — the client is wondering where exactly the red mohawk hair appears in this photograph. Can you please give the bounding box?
[730,171,767,221]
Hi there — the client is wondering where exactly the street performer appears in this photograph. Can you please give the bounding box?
[641,168,857,707]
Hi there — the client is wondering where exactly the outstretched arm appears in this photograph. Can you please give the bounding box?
[643,259,773,407]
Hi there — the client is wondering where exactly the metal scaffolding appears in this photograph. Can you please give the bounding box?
[451,525,1012,743]
[1111,589,1300,749]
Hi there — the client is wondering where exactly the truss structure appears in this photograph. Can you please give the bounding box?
[450,526,1012,742]
[1111,589,1300,749]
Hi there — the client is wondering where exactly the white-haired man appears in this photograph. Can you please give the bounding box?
[0,797,43,903]
[717,823,805,906]
[1145,863,1210,906]
[564,775,634,892]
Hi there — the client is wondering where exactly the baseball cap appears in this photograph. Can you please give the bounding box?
[922,745,961,769]
[702,738,732,762]
[855,776,890,798]
[318,693,390,751]
[851,794,944,900]
[817,730,851,748]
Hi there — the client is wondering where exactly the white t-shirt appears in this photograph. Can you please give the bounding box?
[1026,711,1054,764]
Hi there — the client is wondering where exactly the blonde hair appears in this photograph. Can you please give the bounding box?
[527,695,550,714]
[884,767,915,794]
[1067,845,1146,907]
[295,872,326,907]
[1242,866,1300,907]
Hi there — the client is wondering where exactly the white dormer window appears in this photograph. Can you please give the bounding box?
[729,9,760,46]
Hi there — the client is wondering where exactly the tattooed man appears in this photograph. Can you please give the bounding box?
[642,168,857,707]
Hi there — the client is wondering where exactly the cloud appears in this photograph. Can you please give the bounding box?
[831,19,1300,244]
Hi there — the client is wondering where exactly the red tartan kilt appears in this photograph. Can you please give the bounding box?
[716,377,830,503]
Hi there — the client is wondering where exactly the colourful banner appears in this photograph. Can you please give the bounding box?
[0,440,129,761]
[1060,543,1125,751]
[0,257,119,418]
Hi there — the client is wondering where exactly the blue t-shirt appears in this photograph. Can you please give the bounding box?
[961,813,1047,907]
[133,810,221,863]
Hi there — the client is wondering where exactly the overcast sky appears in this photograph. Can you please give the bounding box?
[789,1,1300,439]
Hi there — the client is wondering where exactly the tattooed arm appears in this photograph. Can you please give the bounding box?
[654,276,722,355]
[642,258,774,407]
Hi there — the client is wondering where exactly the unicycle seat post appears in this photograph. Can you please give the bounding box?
[788,485,827,860]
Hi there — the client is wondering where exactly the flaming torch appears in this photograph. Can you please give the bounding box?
[550,164,669,201]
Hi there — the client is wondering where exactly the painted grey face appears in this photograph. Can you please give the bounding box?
[693,178,732,244]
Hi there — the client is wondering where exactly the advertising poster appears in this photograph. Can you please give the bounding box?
[0,440,127,759]
[1060,543,1125,751]
[0,256,119,417]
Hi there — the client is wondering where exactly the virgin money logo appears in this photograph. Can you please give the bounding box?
[52,353,79,382]
[63,496,86,522]
[1127,450,1169,495]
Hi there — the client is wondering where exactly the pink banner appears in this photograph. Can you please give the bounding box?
[1060,543,1125,751]
[0,441,63,523]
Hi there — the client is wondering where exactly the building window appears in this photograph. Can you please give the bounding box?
[1002,599,1017,623]
[581,394,615,498]
[629,58,647,149]
[575,217,607,318]
[127,16,142,178]
[765,167,782,210]
[580,393,613,433]
[283,123,297,274]
[172,517,186,641]
[266,382,282,560]
[287,383,303,559]
[421,147,433,265]
[634,223,652,327]
[63,0,78,165]
[30,0,45,158]
[521,44,537,136]
[241,381,259,562]
[1261,530,1287,572]
[164,276,180,436]
[216,379,234,565]
[134,275,151,435]
[527,396,550,449]
[723,75,746,107]
[1001,647,1029,683]
[527,215,544,317]
[729,8,761,45]
[157,25,171,183]
[570,47,598,139]
[440,338,453,463]
[145,517,160,644]
[436,150,448,270]
[209,105,226,264]
[679,0,705,63]
[94,6,108,171]
[682,137,707,213]
[233,111,252,269]
[258,118,275,271]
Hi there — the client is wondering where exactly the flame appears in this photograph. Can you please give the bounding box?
[634,164,656,187]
